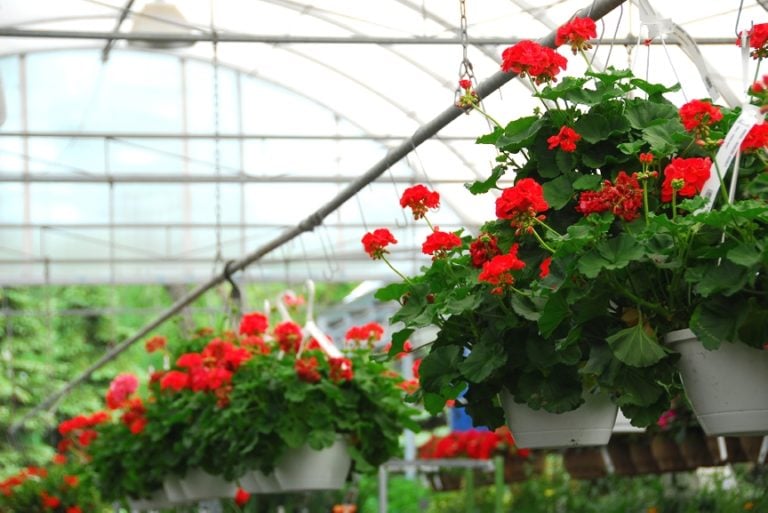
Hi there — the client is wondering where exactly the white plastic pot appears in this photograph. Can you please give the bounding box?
[179,468,237,501]
[666,328,768,436]
[501,390,618,448]
[274,438,352,491]
[239,469,282,494]
[161,475,187,503]
[127,488,172,511]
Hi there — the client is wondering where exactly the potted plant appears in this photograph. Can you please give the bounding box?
[85,312,420,504]
[366,17,768,446]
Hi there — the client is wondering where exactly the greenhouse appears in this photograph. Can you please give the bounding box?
[1,0,768,511]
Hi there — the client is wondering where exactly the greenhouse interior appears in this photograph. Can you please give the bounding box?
[2,0,768,511]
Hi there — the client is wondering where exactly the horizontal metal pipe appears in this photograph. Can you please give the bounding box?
[0,222,465,230]
[0,173,504,184]
[0,130,477,141]
[0,28,737,46]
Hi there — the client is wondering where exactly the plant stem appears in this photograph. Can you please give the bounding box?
[527,76,550,113]
[382,256,412,284]
[471,104,504,129]
[608,275,669,319]
[579,49,593,74]
[533,217,562,237]
[531,228,556,254]
[424,215,435,232]
[671,190,678,220]
[642,180,650,223]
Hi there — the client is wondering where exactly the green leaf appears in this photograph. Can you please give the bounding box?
[642,119,686,155]
[374,282,410,302]
[606,324,668,367]
[690,260,749,297]
[510,294,541,321]
[617,140,646,156]
[612,367,664,407]
[555,150,576,174]
[476,126,503,145]
[543,175,573,210]
[572,174,603,191]
[624,100,679,130]
[496,116,544,152]
[538,293,568,338]
[574,113,613,143]
[387,328,414,357]
[726,243,762,267]
[423,392,449,414]
[585,67,634,84]
[629,78,680,100]
[420,345,462,393]
[458,336,507,383]
[538,77,589,101]
[466,165,506,195]
[690,300,743,350]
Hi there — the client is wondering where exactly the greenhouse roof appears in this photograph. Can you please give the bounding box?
[0,0,765,285]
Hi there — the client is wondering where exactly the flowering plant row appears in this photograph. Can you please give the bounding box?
[367,18,768,429]
[417,427,530,461]
[60,312,418,504]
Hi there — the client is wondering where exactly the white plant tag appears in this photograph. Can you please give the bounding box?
[696,104,762,213]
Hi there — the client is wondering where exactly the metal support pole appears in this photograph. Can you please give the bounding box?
[7,0,630,435]
[494,455,504,513]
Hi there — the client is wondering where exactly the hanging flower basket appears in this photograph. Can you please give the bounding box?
[274,438,352,492]
[239,470,282,494]
[665,329,768,436]
[178,468,237,501]
[500,390,617,448]
[128,489,173,511]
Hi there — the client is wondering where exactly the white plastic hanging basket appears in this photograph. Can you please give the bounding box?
[178,468,237,501]
[501,390,618,448]
[161,475,188,503]
[274,438,352,492]
[127,488,173,511]
[666,328,768,436]
[239,469,282,494]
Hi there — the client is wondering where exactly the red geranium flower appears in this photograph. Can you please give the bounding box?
[63,475,79,488]
[679,99,723,133]
[329,357,354,382]
[501,40,567,84]
[176,353,203,369]
[400,184,440,220]
[40,492,61,509]
[67,507,83,513]
[539,256,552,278]
[412,358,422,379]
[639,152,654,164]
[555,17,596,53]
[105,373,139,410]
[144,335,167,353]
[737,23,768,59]
[496,178,550,234]
[239,312,269,336]
[295,357,321,383]
[547,126,581,152]
[52,453,67,465]
[234,488,251,507]
[478,245,526,295]
[421,229,462,258]
[469,233,501,268]
[274,321,304,353]
[362,228,397,260]
[741,122,768,152]
[345,322,384,346]
[576,171,643,221]
[160,370,189,391]
[660,157,711,202]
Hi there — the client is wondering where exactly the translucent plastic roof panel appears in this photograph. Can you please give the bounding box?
[0,0,766,284]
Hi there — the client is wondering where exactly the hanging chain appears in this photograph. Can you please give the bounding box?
[454,0,476,106]
[212,38,223,267]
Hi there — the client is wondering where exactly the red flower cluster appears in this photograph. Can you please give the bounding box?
[400,184,440,220]
[576,171,644,221]
[422,229,462,258]
[105,373,139,410]
[478,245,526,295]
[329,357,354,382]
[555,17,597,53]
[40,491,61,508]
[144,335,167,353]
[495,178,549,234]
[547,126,581,152]
[345,322,384,347]
[274,321,304,353]
[161,338,252,407]
[235,487,251,506]
[539,256,552,279]
[120,397,147,434]
[678,99,723,133]
[737,23,768,59]
[239,312,269,336]
[741,122,768,152]
[362,228,397,260]
[469,233,501,268]
[282,291,305,308]
[295,356,321,383]
[660,157,711,203]
[57,411,110,452]
[501,40,567,84]
[240,334,271,354]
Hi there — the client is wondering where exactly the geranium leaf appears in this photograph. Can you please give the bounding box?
[585,67,634,84]
[538,77,589,101]
[625,100,678,130]
[538,293,568,338]
[606,324,668,367]
[459,337,507,383]
[374,282,409,302]
[574,112,612,143]
[543,175,573,210]
[496,116,544,152]
[387,328,414,357]
[555,150,576,174]
[629,78,680,100]
[642,120,684,155]
[691,260,748,297]
[466,165,506,195]
[420,345,462,392]
[572,174,602,190]
[612,367,664,407]
[617,140,646,155]
[510,294,540,321]
[726,243,762,267]
[690,299,744,350]
[476,126,503,145]
[444,291,482,314]
[423,392,448,414]
[595,233,645,269]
